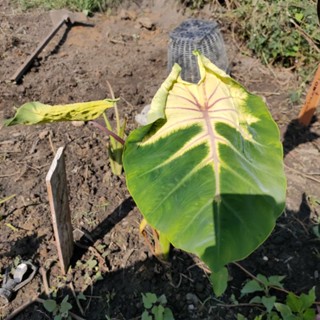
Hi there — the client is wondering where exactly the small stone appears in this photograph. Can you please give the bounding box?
[186,293,199,305]
[39,247,48,259]
[21,221,34,231]
[188,304,195,311]
[37,227,50,238]
[119,9,137,21]
[18,86,26,94]
[137,17,155,30]
[39,130,50,140]
[71,121,85,127]
[73,229,85,241]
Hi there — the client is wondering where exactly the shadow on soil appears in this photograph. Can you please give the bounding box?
[71,197,135,265]
[0,234,44,260]
[282,116,319,157]
[8,192,320,320]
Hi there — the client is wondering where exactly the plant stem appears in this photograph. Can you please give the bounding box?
[106,80,121,134]
[217,302,263,308]
[89,121,125,145]
[156,232,171,260]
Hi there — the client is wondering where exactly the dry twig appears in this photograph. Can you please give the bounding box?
[69,281,85,316]
[39,267,50,295]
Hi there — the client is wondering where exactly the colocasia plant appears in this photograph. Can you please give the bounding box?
[4,52,286,295]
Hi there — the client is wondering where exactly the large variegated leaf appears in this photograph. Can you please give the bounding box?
[123,52,286,274]
[4,99,117,126]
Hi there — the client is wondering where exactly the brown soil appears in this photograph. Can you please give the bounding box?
[0,1,320,319]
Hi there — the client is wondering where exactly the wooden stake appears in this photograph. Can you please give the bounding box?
[298,64,320,126]
[46,147,73,274]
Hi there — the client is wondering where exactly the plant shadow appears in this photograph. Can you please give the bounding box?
[6,194,320,320]
[282,116,319,157]
[0,234,44,260]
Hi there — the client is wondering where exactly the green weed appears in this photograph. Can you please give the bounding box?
[43,294,73,320]
[181,0,320,81]
[141,293,175,320]
[227,0,320,76]
[237,274,317,320]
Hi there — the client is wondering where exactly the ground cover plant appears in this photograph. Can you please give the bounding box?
[237,274,317,320]
[229,0,320,69]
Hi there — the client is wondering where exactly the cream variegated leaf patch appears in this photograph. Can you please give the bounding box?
[124,52,286,275]
[140,59,258,199]
[4,99,117,126]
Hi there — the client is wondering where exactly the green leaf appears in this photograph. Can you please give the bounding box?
[256,274,269,287]
[163,307,175,320]
[152,305,165,320]
[286,292,302,313]
[123,52,286,274]
[210,267,228,296]
[87,258,97,269]
[142,311,152,320]
[157,294,168,305]
[300,287,316,310]
[142,293,157,309]
[274,303,295,320]
[60,296,72,314]
[261,296,276,313]
[77,292,87,301]
[43,299,57,313]
[294,13,304,22]
[237,314,247,320]
[4,99,117,126]
[250,296,262,304]
[61,295,69,304]
[93,270,103,282]
[241,280,264,295]
[267,275,285,288]
[302,308,316,320]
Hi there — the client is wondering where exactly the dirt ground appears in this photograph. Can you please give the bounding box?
[0,0,320,319]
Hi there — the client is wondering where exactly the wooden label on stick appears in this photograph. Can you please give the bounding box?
[46,146,73,274]
[298,64,320,126]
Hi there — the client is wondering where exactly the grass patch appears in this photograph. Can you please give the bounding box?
[230,0,320,73]
[182,0,320,81]
[16,0,121,12]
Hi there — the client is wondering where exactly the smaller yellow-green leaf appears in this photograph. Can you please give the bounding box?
[4,99,117,126]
